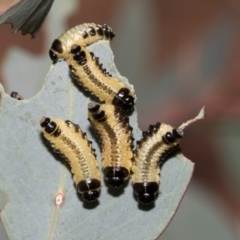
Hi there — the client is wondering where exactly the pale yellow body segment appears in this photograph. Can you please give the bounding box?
[132,123,177,184]
[56,23,114,59]
[132,108,204,204]
[41,119,100,185]
[88,104,133,172]
[68,47,134,104]
[89,115,112,163]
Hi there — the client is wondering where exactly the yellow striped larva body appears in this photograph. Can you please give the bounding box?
[40,117,101,202]
[132,122,182,204]
[88,102,134,188]
[49,23,115,62]
[68,46,135,111]
[10,91,24,100]
[132,107,205,204]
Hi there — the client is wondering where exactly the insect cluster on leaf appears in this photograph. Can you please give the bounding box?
[11,23,204,204]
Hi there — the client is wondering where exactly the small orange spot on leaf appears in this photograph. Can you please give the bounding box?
[54,190,64,209]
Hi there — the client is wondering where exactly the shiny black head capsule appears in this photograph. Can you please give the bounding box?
[70,44,81,54]
[40,117,57,134]
[112,88,135,111]
[82,190,100,202]
[77,179,101,202]
[104,167,129,188]
[162,128,183,145]
[133,182,159,204]
[49,39,63,62]
[49,49,58,62]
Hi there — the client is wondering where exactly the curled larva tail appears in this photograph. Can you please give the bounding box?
[40,117,101,202]
[88,102,134,189]
[68,46,135,111]
[49,23,115,62]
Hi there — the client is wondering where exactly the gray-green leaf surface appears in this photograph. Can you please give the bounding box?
[0,41,194,240]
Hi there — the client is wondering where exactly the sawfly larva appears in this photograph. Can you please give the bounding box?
[40,117,101,202]
[132,107,205,204]
[88,102,134,188]
[68,45,135,111]
[49,23,115,62]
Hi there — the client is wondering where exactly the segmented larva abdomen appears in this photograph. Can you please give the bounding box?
[40,117,101,202]
[49,23,115,62]
[88,102,134,188]
[68,46,135,111]
[132,122,183,204]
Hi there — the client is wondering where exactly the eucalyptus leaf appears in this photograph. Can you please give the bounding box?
[0,41,194,240]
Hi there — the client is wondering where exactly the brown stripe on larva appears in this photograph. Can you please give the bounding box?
[132,109,204,204]
[69,47,120,98]
[158,144,181,168]
[88,103,133,184]
[40,117,101,201]
[143,141,163,168]
[49,23,115,61]
[59,134,91,179]
[137,122,161,147]
[132,122,182,204]
[82,64,114,96]
[68,46,135,111]
[132,123,181,185]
